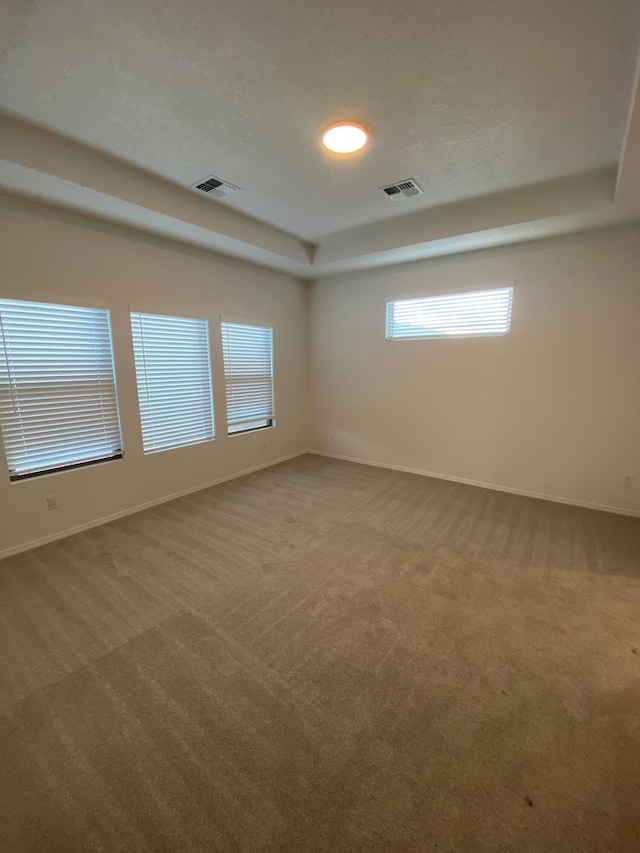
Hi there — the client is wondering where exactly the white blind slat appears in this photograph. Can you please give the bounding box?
[0,298,123,480]
[221,322,274,433]
[131,312,215,454]
[386,288,513,340]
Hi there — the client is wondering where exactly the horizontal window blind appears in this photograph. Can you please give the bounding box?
[131,312,214,453]
[386,287,513,340]
[0,298,123,480]
[221,322,274,434]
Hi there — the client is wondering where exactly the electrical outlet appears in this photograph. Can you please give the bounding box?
[623,475,635,488]
[329,432,335,441]
[262,440,268,450]
[46,494,58,510]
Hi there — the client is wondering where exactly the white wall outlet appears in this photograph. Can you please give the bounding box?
[46,494,59,510]
[622,475,635,488]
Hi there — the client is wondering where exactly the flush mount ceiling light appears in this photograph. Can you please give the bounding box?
[322,122,368,153]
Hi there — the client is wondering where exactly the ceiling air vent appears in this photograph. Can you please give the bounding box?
[381,179,423,201]
[192,175,240,199]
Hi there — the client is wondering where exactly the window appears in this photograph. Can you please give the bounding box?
[386,287,513,340]
[131,311,214,453]
[221,322,274,435]
[0,298,123,480]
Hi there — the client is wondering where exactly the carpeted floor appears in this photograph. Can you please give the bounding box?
[1,454,639,852]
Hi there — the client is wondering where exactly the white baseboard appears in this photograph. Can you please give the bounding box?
[1,450,309,560]
[309,450,640,518]
[4,448,636,559]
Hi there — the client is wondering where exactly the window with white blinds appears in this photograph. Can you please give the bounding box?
[221,322,274,435]
[0,298,123,481]
[386,287,513,340]
[131,312,215,454]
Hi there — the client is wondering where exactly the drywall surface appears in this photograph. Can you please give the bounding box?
[309,227,640,514]
[0,197,308,555]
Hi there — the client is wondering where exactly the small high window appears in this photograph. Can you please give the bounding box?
[386,287,514,340]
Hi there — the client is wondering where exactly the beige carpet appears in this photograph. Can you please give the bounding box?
[1,454,639,852]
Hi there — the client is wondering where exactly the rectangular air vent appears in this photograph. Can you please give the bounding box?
[381,179,423,200]
[192,175,240,199]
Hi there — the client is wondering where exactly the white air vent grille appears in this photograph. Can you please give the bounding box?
[381,179,423,200]
[192,175,240,199]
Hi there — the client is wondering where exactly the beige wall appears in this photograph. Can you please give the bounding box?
[0,197,309,556]
[309,227,640,515]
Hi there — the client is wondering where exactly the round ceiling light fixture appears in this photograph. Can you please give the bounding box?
[322,121,368,153]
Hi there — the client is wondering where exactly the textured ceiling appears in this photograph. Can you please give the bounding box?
[1,0,640,241]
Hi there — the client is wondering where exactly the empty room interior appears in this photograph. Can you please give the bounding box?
[1,1,640,851]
